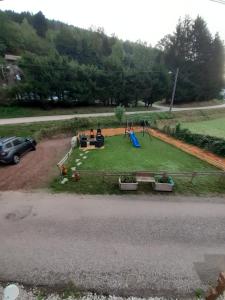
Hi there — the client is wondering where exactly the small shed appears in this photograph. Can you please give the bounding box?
[4,54,21,64]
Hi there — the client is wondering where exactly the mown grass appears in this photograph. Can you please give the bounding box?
[51,134,225,195]
[156,108,225,129]
[183,117,225,139]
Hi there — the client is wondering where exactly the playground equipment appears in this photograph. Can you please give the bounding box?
[125,119,152,148]
[130,131,141,148]
[140,120,151,137]
[79,127,105,149]
[125,121,140,148]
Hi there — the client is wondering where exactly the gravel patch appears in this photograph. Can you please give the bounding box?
[0,284,171,300]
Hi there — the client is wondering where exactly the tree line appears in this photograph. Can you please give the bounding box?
[0,10,224,107]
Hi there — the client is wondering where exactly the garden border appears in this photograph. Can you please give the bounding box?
[148,129,225,171]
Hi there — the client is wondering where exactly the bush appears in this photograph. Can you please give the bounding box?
[114,105,125,124]
[120,175,136,183]
[0,87,14,106]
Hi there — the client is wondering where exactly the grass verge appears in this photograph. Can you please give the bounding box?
[0,105,155,119]
[183,117,225,139]
[0,112,171,141]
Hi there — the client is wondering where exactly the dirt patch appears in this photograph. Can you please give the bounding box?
[0,137,70,191]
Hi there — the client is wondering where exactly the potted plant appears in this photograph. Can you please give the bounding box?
[154,173,174,192]
[119,175,138,191]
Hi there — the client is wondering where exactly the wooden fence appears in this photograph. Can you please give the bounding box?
[75,170,225,183]
[57,147,73,173]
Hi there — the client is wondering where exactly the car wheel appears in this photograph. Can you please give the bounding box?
[31,145,36,151]
[13,154,20,164]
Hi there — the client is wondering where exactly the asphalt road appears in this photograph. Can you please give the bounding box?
[1,103,225,125]
[1,192,225,299]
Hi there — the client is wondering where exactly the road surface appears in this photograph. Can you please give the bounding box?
[1,103,225,125]
[1,191,225,298]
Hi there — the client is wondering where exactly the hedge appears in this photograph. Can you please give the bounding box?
[162,123,225,157]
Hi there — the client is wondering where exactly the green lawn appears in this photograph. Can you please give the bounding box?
[183,117,225,139]
[52,133,225,195]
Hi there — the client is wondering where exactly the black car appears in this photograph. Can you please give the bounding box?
[0,137,37,164]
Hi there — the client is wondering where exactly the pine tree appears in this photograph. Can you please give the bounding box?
[32,11,48,38]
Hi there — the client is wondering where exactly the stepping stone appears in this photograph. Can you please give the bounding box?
[77,162,82,166]
[80,153,84,157]
[83,156,87,159]
[85,151,90,154]
[76,159,80,162]
[61,178,68,184]
[71,167,76,171]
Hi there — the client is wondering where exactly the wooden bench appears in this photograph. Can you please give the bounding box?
[136,172,155,183]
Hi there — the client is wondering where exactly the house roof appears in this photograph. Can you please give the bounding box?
[4,54,21,61]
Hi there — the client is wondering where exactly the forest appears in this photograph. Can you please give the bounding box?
[0,10,224,107]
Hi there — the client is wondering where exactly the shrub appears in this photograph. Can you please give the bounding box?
[114,105,125,124]
[120,175,136,183]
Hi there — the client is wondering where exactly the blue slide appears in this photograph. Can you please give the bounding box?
[130,132,141,148]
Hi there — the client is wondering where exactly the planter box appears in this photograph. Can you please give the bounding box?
[154,176,174,192]
[154,182,174,192]
[119,177,138,191]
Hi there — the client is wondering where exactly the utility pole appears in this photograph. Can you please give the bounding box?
[169,68,179,112]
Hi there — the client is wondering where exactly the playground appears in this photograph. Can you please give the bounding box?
[52,125,225,195]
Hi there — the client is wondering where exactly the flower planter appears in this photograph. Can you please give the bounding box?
[154,176,174,192]
[119,177,138,191]
[154,182,174,192]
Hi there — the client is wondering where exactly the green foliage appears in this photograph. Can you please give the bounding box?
[162,122,225,157]
[32,11,48,38]
[159,16,225,102]
[114,105,125,123]
[120,175,137,183]
[0,10,169,107]
[1,10,224,107]
[61,282,81,299]
[0,86,14,105]
[195,288,204,299]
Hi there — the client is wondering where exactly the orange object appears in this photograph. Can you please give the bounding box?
[72,171,80,181]
[61,165,68,176]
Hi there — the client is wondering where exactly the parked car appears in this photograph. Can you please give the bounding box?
[0,137,36,164]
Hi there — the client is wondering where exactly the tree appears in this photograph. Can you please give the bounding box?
[1,9,176,108]
[0,12,23,55]
[159,16,225,103]
[55,27,78,59]
[32,11,48,38]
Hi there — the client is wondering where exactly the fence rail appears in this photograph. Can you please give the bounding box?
[57,147,73,168]
[76,170,225,182]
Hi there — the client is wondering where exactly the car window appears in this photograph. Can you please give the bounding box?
[13,139,22,146]
[5,142,12,149]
